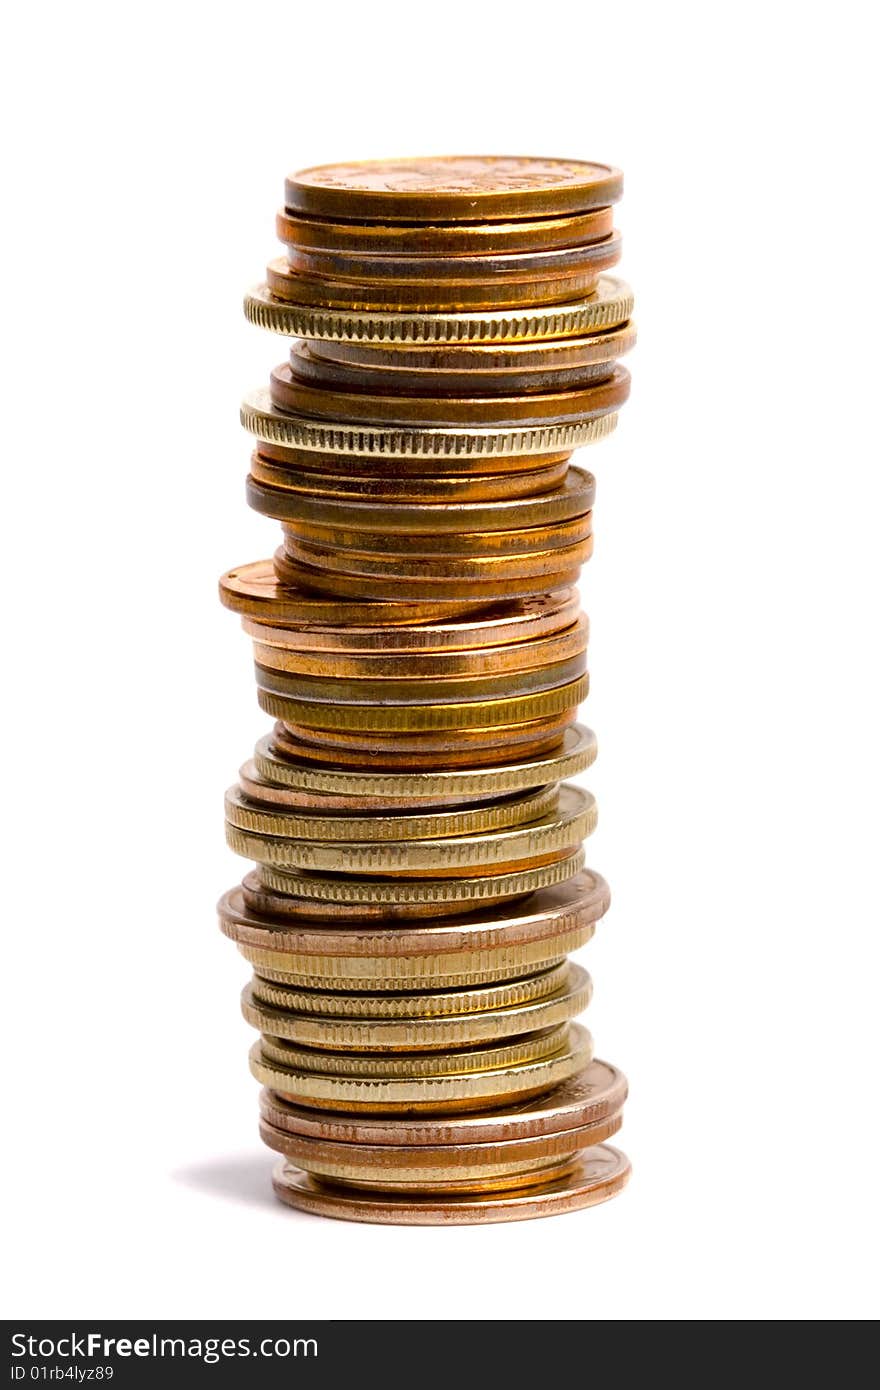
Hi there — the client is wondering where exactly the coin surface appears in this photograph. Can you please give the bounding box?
[243,276,634,345]
[271,1143,630,1222]
[283,157,623,221]
[276,205,615,255]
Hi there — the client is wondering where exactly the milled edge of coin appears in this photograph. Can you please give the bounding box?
[253,723,597,797]
[253,848,585,906]
[270,1144,630,1224]
[244,277,633,343]
[258,1022,571,1077]
[260,1057,628,1145]
[242,387,618,458]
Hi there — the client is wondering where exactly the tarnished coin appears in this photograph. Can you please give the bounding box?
[276,205,615,255]
[282,236,621,286]
[283,157,623,221]
[271,1143,630,1222]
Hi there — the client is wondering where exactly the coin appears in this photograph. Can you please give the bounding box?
[255,438,575,478]
[270,1143,630,1223]
[266,263,608,311]
[238,765,501,813]
[283,236,621,285]
[224,781,559,842]
[283,157,623,221]
[273,712,574,766]
[253,723,597,797]
[249,450,570,502]
[248,850,585,918]
[254,653,587,704]
[241,963,591,1050]
[242,389,619,459]
[249,1023,591,1112]
[278,514,592,557]
[270,360,630,425]
[219,560,488,625]
[271,551,586,604]
[276,205,615,255]
[278,538,593,589]
[258,1024,570,1077]
[249,616,588,678]
[243,275,634,344]
[261,1057,627,1145]
[250,959,573,1019]
[257,673,588,732]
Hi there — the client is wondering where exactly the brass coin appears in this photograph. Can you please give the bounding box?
[273,712,574,766]
[255,653,587,705]
[255,438,574,478]
[276,205,615,255]
[279,537,593,587]
[219,560,491,626]
[250,615,588,678]
[283,236,621,285]
[242,387,619,459]
[253,723,597,798]
[271,1143,630,1223]
[262,1057,627,1145]
[238,765,500,813]
[271,552,585,604]
[248,850,585,919]
[249,450,570,502]
[283,157,623,222]
[258,1023,570,1077]
[257,673,589,732]
[241,588,580,651]
[250,959,573,1019]
[224,783,595,873]
[265,262,604,311]
[219,868,609,958]
[241,963,591,1050]
[250,1023,591,1112]
[243,275,634,345]
[278,514,592,558]
[238,945,578,992]
[250,467,595,531]
[271,359,630,425]
[224,781,559,843]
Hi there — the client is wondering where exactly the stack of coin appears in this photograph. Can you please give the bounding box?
[219,157,634,1224]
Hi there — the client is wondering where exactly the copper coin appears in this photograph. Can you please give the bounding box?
[270,1144,630,1223]
[271,551,587,602]
[283,157,623,222]
[249,451,570,502]
[254,439,575,479]
[272,715,573,768]
[265,261,604,311]
[261,1058,627,1146]
[283,234,621,283]
[271,359,630,425]
[276,205,615,254]
[278,514,592,558]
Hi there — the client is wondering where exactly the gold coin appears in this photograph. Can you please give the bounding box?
[249,1023,591,1112]
[250,959,573,1019]
[249,449,570,502]
[243,275,634,345]
[238,764,502,813]
[257,673,588,732]
[249,615,588,678]
[280,537,593,587]
[241,963,591,1051]
[270,1143,630,1222]
[276,205,615,255]
[238,944,578,992]
[259,1023,569,1077]
[225,783,595,874]
[250,467,595,531]
[219,560,484,626]
[249,850,585,917]
[271,551,585,604]
[253,723,596,798]
[262,1057,627,1145]
[224,781,559,843]
[270,360,629,425]
[283,236,620,285]
[221,865,609,950]
[255,653,587,705]
[283,157,623,222]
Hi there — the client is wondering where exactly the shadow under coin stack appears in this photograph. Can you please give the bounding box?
[219,157,634,1225]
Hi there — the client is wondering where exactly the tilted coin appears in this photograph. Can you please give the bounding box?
[283,157,623,222]
[238,764,501,813]
[272,711,574,766]
[279,537,593,588]
[270,360,630,425]
[219,559,484,626]
[249,449,570,502]
[243,275,634,345]
[261,1057,628,1145]
[271,551,586,604]
[258,1023,570,1077]
[254,653,587,705]
[276,205,615,255]
[271,1143,630,1223]
[252,723,597,798]
[278,514,592,558]
[224,781,559,842]
[241,963,591,1050]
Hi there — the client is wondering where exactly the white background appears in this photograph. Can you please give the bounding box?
[2,0,878,1322]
